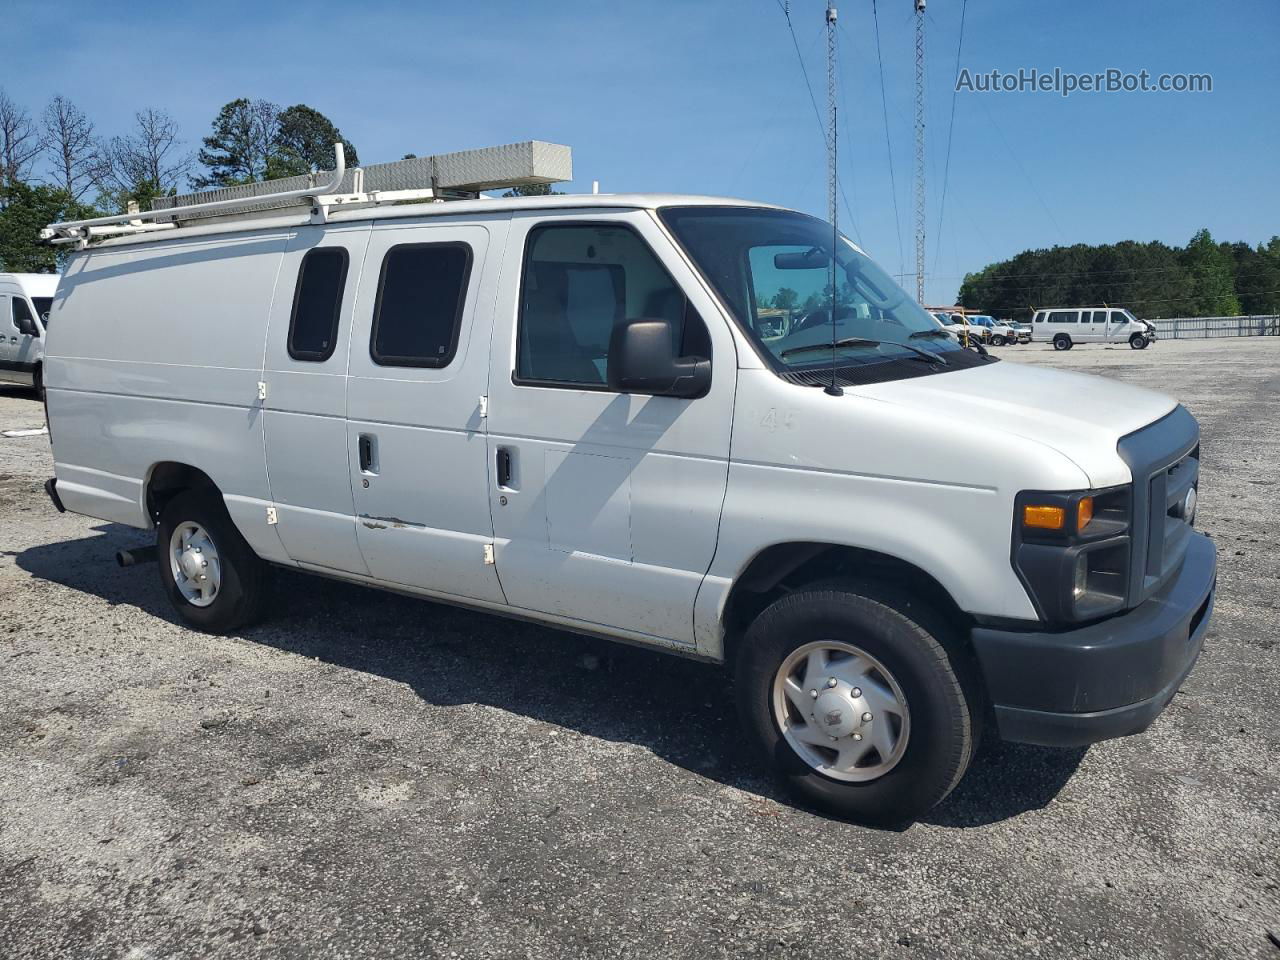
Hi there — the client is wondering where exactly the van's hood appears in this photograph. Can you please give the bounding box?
[856,360,1177,488]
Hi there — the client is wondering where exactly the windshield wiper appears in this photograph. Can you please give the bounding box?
[908,328,950,339]
[781,337,878,358]
[781,337,947,366]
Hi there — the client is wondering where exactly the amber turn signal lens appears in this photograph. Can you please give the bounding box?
[1077,496,1094,531]
[1023,505,1066,530]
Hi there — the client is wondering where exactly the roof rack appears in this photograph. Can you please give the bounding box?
[41,140,572,248]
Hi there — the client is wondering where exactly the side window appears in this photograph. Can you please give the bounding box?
[288,248,349,361]
[371,243,472,368]
[1092,310,1107,323]
[516,223,709,388]
[1048,311,1077,324]
[13,296,35,329]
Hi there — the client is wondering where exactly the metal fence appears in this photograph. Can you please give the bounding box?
[1149,315,1280,338]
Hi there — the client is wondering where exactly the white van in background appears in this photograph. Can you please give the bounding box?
[0,273,58,396]
[37,146,1214,825]
[1031,307,1156,351]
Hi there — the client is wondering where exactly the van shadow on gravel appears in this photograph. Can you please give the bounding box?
[17,526,1086,828]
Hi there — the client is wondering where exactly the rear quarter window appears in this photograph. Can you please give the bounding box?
[288,248,349,361]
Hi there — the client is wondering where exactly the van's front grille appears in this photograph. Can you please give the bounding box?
[1117,407,1201,609]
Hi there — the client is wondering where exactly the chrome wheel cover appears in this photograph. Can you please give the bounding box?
[772,640,910,783]
[169,521,221,608]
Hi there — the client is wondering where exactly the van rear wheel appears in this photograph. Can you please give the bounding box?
[157,490,272,633]
[734,581,977,826]
[1053,334,1072,351]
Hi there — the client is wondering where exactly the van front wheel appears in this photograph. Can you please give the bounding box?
[734,582,977,826]
[1053,334,1072,351]
[1129,334,1149,350]
[157,490,272,633]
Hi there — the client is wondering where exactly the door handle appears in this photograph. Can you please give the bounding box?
[358,434,377,474]
[496,447,513,489]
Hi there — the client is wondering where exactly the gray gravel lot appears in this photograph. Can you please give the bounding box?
[1,338,1278,959]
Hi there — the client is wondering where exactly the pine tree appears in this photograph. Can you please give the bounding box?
[267,105,358,178]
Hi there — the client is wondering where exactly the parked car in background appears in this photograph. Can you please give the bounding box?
[1004,319,1032,344]
[39,160,1214,826]
[938,313,978,343]
[1031,307,1157,351]
[0,273,57,397]
[966,315,1000,343]
[929,312,961,341]
[990,320,1023,346]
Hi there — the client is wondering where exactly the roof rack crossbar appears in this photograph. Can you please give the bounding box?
[40,144,348,244]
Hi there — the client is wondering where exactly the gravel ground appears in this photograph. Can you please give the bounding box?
[1,337,1278,959]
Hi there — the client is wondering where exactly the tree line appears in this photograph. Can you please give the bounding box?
[0,90,359,272]
[957,228,1280,320]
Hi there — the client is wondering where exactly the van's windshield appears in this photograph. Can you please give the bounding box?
[660,207,971,379]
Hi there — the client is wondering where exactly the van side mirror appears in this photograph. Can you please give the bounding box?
[607,317,711,399]
[14,316,37,337]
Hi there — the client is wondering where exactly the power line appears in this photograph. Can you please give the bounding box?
[776,1,828,148]
[774,0,863,244]
[973,90,1066,242]
[868,0,905,277]
[931,0,967,277]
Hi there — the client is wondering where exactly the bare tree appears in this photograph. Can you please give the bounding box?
[42,95,99,201]
[0,88,43,191]
[96,108,193,199]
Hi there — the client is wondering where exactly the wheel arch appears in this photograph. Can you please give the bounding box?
[144,461,220,523]
[721,541,973,665]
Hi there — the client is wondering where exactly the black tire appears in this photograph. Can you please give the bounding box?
[1129,334,1148,350]
[734,581,978,826]
[991,335,1005,346]
[1053,334,1072,351]
[157,489,273,633]
[32,364,44,402]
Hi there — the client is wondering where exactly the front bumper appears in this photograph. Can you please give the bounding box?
[971,532,1215,747]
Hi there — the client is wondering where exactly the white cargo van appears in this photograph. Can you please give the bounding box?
[0,272,58,396]
[1031,307,1156,350]
[39,147,1214,824]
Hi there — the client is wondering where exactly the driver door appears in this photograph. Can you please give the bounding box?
[485,212,736,646]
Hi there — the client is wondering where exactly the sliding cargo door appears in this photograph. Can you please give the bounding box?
[345,217,508,604]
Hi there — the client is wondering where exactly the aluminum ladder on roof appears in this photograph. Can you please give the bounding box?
[41,140,572,248]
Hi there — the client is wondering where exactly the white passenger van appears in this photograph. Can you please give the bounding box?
[39,144,1215,824]
[1031,307,1156,351]
[0,272,58,396]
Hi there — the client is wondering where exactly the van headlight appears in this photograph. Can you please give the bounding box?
[1012,486,1131,623]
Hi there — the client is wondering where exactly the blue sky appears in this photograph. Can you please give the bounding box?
[7,0,1278,303]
